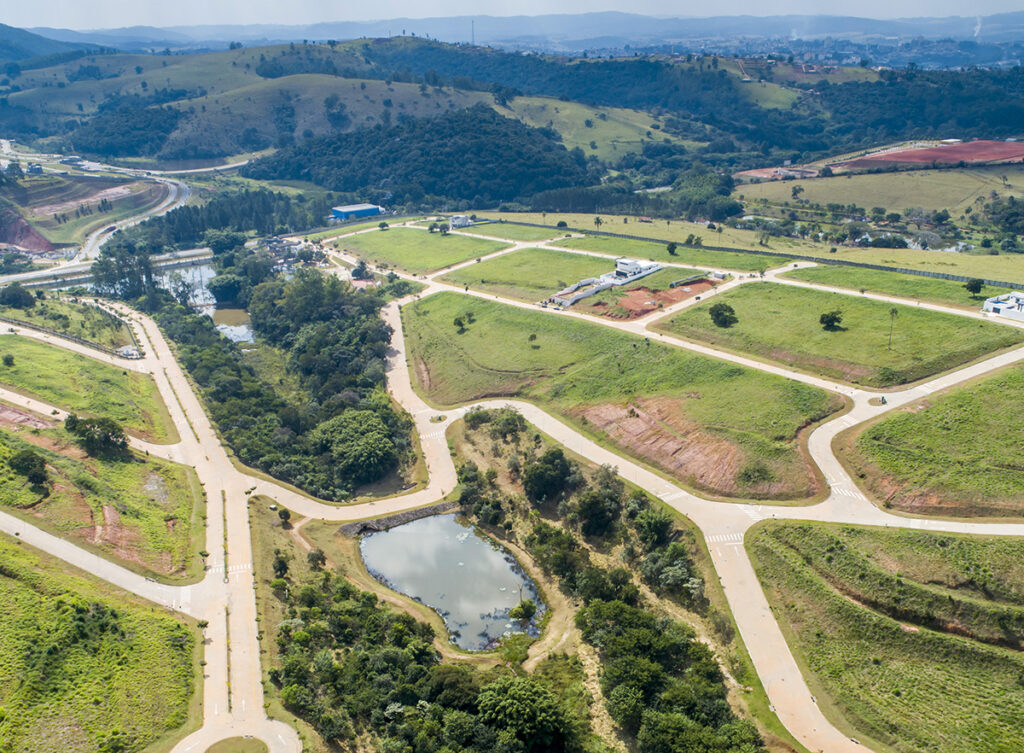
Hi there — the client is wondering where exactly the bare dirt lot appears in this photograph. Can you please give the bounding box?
[838,140,1024,169]
[587,280,715,319]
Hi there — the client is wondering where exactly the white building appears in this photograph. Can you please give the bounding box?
[983,291,1024,322]
[451,215,471,228]
[615,258,659,278]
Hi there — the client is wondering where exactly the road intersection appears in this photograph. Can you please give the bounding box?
[4,220,1024,753]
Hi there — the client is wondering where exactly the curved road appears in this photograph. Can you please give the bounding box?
[5,219,1024,752]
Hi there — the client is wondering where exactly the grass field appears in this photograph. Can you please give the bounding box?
[463,222,567,242]
[749,521,1024,753]
[0,533,198,753]
[657,283,1023,387]
[441,247,625,301]
[0,336,177,443]
[553,234,780,272]
[842,363,1024,517]
[830,245,1024,284]
[0,423,205,580]
[779,265,992,309]
[335,227,509,274]
[738,166,1024,216]
[205,739,269,753]
[404,292,843,499]
[0,297,134,349]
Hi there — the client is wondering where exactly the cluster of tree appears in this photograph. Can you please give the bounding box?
[986,196,1024,237]
[64,413,128,456]
[268,566,588,751]
[128,189,338,250]
[157,270,411,499]
[241,105,591,207]
[0,281,35,308]
[70,101,182,157]
[9,448,47,486]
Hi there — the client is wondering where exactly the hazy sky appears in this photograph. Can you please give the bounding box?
[9,0,1024,30]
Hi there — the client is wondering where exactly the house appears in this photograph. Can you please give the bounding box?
[332,203,384,222]
[983,291,1024,322]
[450,215,471,228]
[550,258,662,307]
[25,163,42,175]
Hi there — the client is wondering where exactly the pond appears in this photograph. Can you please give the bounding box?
[360,514,545,650]
[212,308,254,343]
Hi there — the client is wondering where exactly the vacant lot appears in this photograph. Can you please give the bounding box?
[0,423,205,579]
[0,534,198,753]
[657,283,1022,386]
[749,521,1024,753]
[0,297,134,349]
[842,364,1024,517]
[0,336,176,443]
[779,265,992,309]
[404,292,843,499]
[553,234,779,272]
[462,222,565,242]
[336,227,508,274]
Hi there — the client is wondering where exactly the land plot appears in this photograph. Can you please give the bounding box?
[575,267,715,319]
[750,521,1024,753]
[841,363,1024,517]
[0,297,134,349]
[335,226,508,274]
[461,222,565,242]
[779,265,992,309]
[838,139,1024,170]
[0,336,177,443]
[657,283,1023,387]
[553,234,780,272]
[403,292,843,499]
[0,533,197,753]
[0,421,205,579]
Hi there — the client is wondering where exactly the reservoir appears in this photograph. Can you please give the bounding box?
[360,514,545,650]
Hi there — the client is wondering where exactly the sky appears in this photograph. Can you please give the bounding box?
[8,0,1024,31]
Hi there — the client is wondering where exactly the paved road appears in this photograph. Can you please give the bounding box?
[9,218,1024,753]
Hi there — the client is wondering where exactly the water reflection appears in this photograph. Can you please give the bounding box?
[360,514,545,650]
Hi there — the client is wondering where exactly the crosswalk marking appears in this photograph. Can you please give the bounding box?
[208,563,252,574]
[707,533,744,544]
[832,486,863,499]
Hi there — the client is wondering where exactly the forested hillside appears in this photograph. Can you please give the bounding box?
[241,104,592,205]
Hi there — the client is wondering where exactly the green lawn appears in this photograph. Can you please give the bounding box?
[404,292,842,500]
[749,521,1024,753]
[553,235,780,272]
[334,227,509,274]
[843,363,1024,517]
[205,739,269,753]
[0,297,134,349]
[463,222,565,242]
[0,336,177,443]
[780,265,992,309]
[657,283,1023,387]
[0,533,198,753]
[0,424,206,580]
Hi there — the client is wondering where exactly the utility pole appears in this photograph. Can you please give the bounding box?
[471,20,475,46]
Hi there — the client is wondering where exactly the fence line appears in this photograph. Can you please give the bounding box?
[494,220,1024,290]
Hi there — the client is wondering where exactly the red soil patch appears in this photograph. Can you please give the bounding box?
[589,280,715,320]
[0,403,52,430]
[839,140,1024,169]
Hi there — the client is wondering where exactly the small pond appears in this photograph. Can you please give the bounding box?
[360,514,545,650]
[212,308,254,343]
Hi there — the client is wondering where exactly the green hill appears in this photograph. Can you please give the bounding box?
[0,23,82,61]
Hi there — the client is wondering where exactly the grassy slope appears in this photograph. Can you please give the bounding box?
[0,336,177,443]
[842,363,1024,517]
[748,521,1024,753]
[0,533,198,753]
[779,265,991,309]
[404,292,842,499]
[337,228,509,274]
[657,282,1023,387]
[0,423,205,580]
[0,298,133,349]
[738,166,1024,216]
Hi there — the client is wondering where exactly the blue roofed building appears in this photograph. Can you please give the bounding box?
[332,203,385,222]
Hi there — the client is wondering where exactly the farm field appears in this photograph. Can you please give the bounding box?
[0,533,198,753]
[656,282,1023,387]
[0,421,206,580]
[0,336,177,443]
[841,363,1024,517]
[403,292,843,500]
[779,264,993,309]
[0,297,134,349]
[738,165,1024,215]
[462,221,566,242]
[335,227,509,274]
[829,245,1024,283]
[836,139,1024,170]
[749,521,1024,753]
[553,234,779,272]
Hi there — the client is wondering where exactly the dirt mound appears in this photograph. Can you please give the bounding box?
[0,206,53,253]
[574,397,805,498]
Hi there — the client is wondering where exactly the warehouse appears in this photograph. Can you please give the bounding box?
[332,203,385,222]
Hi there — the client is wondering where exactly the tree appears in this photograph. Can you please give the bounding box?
[307,548,326,570]
[633,506,672,550]
[964,278,985,297]
[477,674,567,752]
[0,282,35,309]
[791,185,804,200]
[666,242,677,256]
[2,354,13,367]
[593,216,603,227]
[509,599,537,621]
[888,306,898,349]
[9,449,47,486]
[820,309,843,331]
[708,302,737,328]
[522,448,573,504]
[278,508,292,527]
[64,414,128,455]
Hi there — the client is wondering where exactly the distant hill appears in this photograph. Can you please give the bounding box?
[0,22,83,61]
